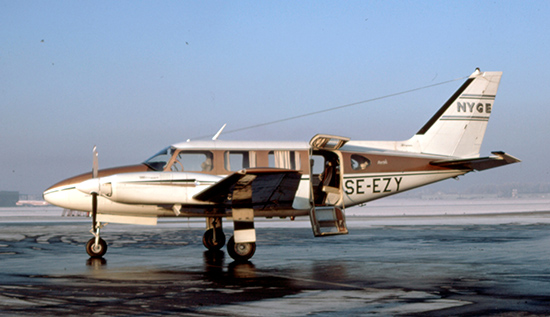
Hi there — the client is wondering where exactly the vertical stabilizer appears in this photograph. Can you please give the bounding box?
[406,69,502,157]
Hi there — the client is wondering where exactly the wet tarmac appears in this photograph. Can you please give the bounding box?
[2,205,550,316]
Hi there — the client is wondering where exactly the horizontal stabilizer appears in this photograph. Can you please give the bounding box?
[193,168,302,208]
[430,151,521,171]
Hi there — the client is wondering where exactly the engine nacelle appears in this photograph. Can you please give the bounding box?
[77,172,222,205]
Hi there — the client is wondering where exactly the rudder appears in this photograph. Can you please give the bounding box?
[407,69,503,158]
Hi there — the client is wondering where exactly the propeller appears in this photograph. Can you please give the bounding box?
[91,146,98,229]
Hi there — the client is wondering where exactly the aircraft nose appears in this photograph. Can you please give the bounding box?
[43,175,91,210]
[43,183,92,211]
[42,171,95,208]
[43,185,72,208]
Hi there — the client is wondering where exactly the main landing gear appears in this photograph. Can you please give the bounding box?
[203,217,256,262]
[202,227,225,251]
[227,236,256,262]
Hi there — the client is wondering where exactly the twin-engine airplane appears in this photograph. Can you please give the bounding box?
[43,69,520,262]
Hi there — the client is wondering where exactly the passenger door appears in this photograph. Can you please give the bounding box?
[308,134,349,236]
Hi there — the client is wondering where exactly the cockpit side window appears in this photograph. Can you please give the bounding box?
[143,147,174,171]
[170,151,214,172]
[350,154,370,171]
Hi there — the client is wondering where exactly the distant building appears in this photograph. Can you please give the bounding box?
[0,191,19,207]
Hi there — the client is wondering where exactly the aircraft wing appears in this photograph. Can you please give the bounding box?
[430,151,521,171]
[193,168,302,208]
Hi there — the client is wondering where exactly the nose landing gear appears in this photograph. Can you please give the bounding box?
[86,236,107,258]
[86,217,108,258]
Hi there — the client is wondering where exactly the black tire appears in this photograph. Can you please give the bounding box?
[202,228,226,251]
[86,238,108,258]
[227,236,256,262]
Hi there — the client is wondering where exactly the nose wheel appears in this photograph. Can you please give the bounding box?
[86,237,107,258]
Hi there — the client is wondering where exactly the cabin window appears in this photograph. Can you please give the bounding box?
[170,151,214,172]
[268,151,301,170]
[350,154,370,171]
[224,151,256,171]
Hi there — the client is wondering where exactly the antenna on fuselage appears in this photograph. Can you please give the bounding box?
[212,123,227,140]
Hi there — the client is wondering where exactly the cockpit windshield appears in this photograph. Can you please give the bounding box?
[143,146,175,171]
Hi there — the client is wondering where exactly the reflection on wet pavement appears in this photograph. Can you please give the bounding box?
[1,218,550,315]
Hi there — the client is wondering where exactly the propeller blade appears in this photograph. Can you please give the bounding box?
[92,192,98,228]
[92,146,98,179]
[91,146,99,230]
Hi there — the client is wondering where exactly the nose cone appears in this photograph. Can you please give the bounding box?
[43,171,94,209]
[43,186,74,209]
[43,177,97,212]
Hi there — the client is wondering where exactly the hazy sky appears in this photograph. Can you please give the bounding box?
[1,1,549,195]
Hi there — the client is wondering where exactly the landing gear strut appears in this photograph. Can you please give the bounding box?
[86,218,107,258]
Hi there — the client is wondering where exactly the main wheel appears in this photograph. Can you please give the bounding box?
[202,228,226,251]
[86,237,108,258]
[227,236,256,262]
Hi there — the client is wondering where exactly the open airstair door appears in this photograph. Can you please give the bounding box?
[308,134,350,237]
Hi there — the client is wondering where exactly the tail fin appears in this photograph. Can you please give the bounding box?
[406,69,503,157]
